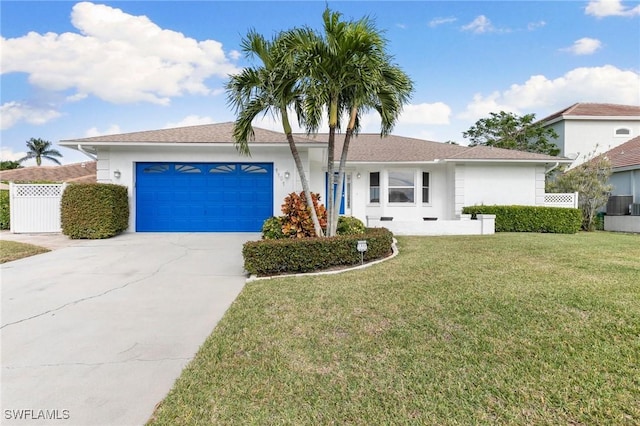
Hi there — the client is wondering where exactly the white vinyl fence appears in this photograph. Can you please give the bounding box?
[9,183,67,233]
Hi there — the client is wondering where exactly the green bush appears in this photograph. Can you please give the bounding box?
[462,205,582,234]
[262,216,285,240]
[243,227,393,276]
[336,216,366,235]
[61,183,129,239]
[0,190,9,230]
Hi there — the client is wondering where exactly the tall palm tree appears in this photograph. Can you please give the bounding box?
[293,9,413,235]
[225,30,324,237]
[19,138,63,166]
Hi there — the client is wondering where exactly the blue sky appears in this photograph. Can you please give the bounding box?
[2,0,639,165]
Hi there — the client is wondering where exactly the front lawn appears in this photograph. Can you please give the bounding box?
[0,240,49,263]
[149,232,639,425]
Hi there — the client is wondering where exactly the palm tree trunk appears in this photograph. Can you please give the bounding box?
[331,105,358,235]
[326,98,339,236]
[281,108,324,237]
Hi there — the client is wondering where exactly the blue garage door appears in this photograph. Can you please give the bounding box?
[136,162,273,232]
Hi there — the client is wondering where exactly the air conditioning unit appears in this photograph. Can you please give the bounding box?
[606,195,633,216]
[631,203,640,216]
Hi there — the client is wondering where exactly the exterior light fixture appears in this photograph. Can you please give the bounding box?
[113,170,121,179]
[284,171,290,179]
[356,172,361,179]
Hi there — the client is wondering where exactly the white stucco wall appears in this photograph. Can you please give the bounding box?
[459,163,543,208]
[562,119,639,165]
[97,145,323,231]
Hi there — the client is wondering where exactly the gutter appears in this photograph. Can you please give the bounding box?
[77,144,97,161]
[545,161,561,174]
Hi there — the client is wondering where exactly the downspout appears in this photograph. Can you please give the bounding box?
[545,162,560,174]
[77,144,97,161]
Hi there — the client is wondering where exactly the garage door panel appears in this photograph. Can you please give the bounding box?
[136,162,273,232]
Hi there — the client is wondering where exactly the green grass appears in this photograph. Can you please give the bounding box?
[0,240,49,263]
[149,232,640,425]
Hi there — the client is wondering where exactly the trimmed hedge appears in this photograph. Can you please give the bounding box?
[243,227,393,276]
[61,183,129,239]
[462,205,582,234]
[0,190,9,230]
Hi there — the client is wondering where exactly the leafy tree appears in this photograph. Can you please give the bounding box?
[292,8,413,236]
[547,150,612,231]
[226,30,324,237]
[18,138,63,166]
[463,111,560,156]
[0,160,22,170]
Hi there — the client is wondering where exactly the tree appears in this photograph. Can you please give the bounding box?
[225,30,324,237]
[547,150,612,231]
[0,160,22,170]
[463,111,560,156]
[292,8,413,236]
[18,138,63,166]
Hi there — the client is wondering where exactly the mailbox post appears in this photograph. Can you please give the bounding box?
[357,240,368,265]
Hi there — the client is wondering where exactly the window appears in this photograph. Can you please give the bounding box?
[388,171,414,203]
[369,172,380,203]
[422,172,430,204]
[615,128,631,137]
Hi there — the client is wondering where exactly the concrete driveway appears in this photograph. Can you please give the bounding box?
[1,232,257,426]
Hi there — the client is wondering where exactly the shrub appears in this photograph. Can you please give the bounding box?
[281,191,327,238]
[61,183,129,239]
[244,227,393,276]
[0,190,9,230]
[262,216,285,240]
[462,205,582,234]
[336,216,365,235]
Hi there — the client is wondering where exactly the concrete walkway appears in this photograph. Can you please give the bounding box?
[1,232,257,425]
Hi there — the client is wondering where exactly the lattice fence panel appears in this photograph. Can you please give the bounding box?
[544,192,578,208]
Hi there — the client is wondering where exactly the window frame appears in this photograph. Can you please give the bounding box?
[422,171,431,205]
[368,172,380,204]
[387,170,416,205]
[614,127,631,137]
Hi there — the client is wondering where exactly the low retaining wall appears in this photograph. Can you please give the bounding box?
[604,216,640,233]
[368,214,496,236]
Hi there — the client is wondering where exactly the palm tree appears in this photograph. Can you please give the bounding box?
[225,30,324,237]
[293,9,413,235]
[19,138,63,166]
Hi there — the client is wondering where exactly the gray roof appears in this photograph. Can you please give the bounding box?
[60,122,321,145]
[303,133,568,162]
[60,122,568,163]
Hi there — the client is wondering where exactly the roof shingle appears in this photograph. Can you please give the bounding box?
[602,136,640,169]
[0,161,97,183]
[540,103,640,123]
[61,122,320,145]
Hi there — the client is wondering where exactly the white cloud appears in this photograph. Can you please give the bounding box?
[229,50,241,60]
[527,20,546,30]
[561,37,603,55]
[429,17,457,28]
[462,15,496,33]
[459,65,640,120]
[396,23,407,30]
[0,2,241,106]
[164,115,215,128]
[85,124,122,137]
[0,147,27,162]
[585,0,640,17]
[0,101,62,130]
[398,102,451,125]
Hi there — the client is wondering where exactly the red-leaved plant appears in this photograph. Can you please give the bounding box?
[281,192,327,238]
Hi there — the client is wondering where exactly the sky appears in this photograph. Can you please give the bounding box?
[1,0,639,165]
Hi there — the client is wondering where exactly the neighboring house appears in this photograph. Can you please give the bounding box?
[0,161,97,184]
[603,135,640,203]
[59,123,572,234]
[538,103,640,166]
[601,136,640,233]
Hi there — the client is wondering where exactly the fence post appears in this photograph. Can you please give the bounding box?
[574,192,579,208]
